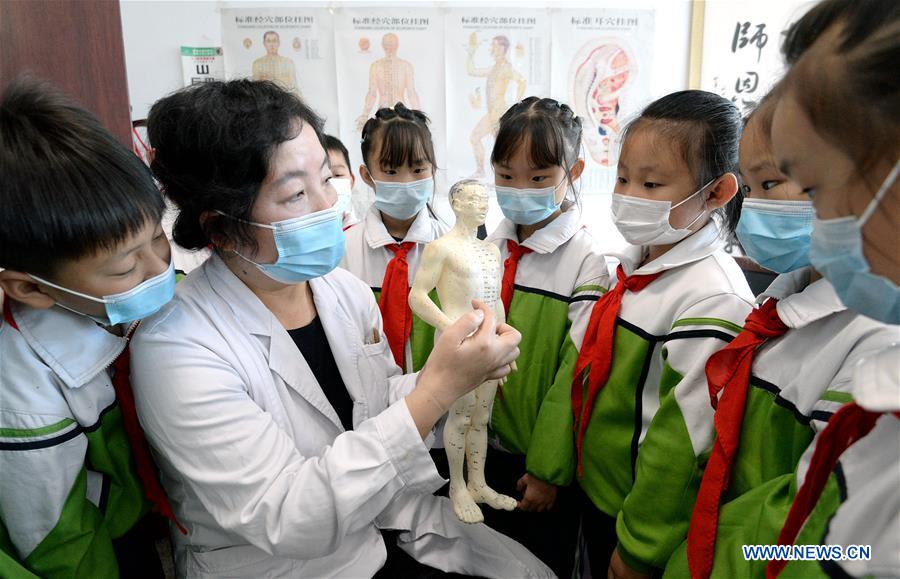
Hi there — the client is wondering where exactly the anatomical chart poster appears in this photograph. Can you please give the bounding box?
[443,9,551,186]
[333,8,448,207]
[551,9,655,195]
[700,1,814,115]
[221,8,339,134]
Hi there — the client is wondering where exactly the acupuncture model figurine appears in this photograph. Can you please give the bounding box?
[409,179,517,523]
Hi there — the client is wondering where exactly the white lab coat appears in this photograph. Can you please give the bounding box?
[130,253,554,579]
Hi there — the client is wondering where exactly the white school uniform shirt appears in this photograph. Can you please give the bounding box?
[796,342,900,578]
[748,269,897,430]
[615,268,897,570]
[616,220,755,447]
[0,303,137,562]
[341,206,449,370]
[130,253,553,579]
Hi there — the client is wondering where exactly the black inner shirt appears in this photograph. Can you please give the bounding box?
[288,316,355,431]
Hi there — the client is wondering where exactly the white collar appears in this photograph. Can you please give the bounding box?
[626,220,725,275]
[487,205,583,254]
[203,253,278,337]
[363,206,440,249]
[758,268,846,330]
[8,300,128,389]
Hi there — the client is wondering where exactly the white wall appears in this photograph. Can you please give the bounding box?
[121,1,224,120]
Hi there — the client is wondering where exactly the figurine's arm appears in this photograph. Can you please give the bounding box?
[409,243,454,332]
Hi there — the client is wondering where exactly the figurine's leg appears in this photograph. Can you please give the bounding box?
[465,381,517,512]
[445,392,484,524]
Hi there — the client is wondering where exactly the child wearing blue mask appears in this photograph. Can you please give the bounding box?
[612,92,896,579]
[482,96,612,578]
[559,90,755,576]
[0,79,176,577]
[734,97,816,276]
[762,2,900,576]
[343,103,447,374]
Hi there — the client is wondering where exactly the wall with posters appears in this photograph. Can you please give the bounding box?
[120,0,690,243]
[121,1,819,245]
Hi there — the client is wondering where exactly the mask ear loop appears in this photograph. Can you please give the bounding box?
[213,210,277,266]
[859,160,900,226]
[673,177,717,230]
[214,210,276,230]
[560,141,587,209]
[426,173,449,228]
[26,274,110,304]
[565,142,587,209]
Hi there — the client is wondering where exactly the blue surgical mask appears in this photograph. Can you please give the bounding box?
[735,198,814,273]
[372,176,433,220]
[809,161,900,323]
[30,260,176,326]
[226,207,345,284]
[496,181,563,225]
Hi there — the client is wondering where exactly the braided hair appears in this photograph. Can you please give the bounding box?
[360,102,437,171]
[491,96,584,198]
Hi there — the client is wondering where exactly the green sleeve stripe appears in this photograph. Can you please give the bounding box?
[573,284,608,295]
[819,390,854,404]
[672,317,744,334]
[0,418,76,439]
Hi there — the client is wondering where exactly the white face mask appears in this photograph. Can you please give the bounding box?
[611,178,714,245]
[330,178,353,216]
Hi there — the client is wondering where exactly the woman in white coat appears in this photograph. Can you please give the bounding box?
[130,80,550,579]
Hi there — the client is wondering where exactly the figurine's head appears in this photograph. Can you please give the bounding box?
[449,179,488,227]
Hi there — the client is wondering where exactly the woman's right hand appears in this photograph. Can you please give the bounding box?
[405,300,521,437]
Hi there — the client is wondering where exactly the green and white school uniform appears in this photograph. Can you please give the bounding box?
[776,347,900,579]
[487,205,612,483]
[571,221,754,518]
[614,269,896,576]
[0,301,151,578]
